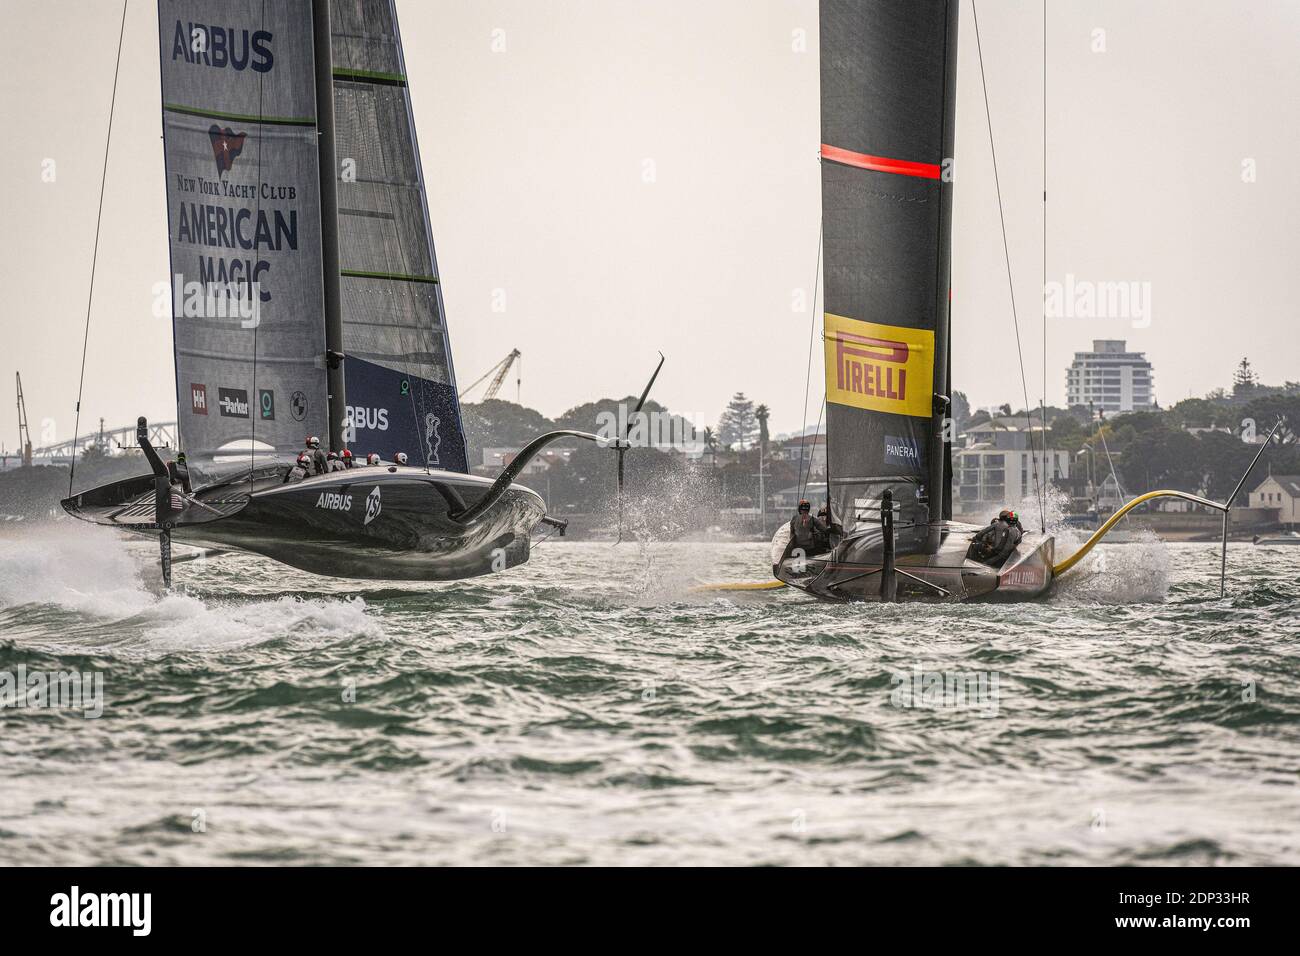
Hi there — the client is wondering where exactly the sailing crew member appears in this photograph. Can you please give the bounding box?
[305,436,327,475]
[283,452,312,483]
[340,449,355,469]
[174,452,193,494]
[968,509,1024,566]
[326,451,344,473]
[168,477,185,514]
[393,452,409,466]
[788,499,831,554]
[366,453,381,467]
[814,504,840,553]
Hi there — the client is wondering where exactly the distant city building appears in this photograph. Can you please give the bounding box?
[1065,340,1155,414]
[771,434,827,479]
[954,417,1070,518]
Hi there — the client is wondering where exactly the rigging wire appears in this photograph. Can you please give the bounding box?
[799,396,826,502]
[1042,0,1049,502]
[1096,420,1126,502]
[971,0,1046,532]
[249,0,267,489]
[796,220,824,501]
[68,0,129,496]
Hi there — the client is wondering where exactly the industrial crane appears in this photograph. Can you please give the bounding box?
[16,372,32,468]
[459,349,521,403]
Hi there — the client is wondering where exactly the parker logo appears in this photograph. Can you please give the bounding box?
[190,383,208,415]
[315,492,353,513]
[217,387,249,418]
[825,314,933,418]
[208,125,246,176]
[364,486,382,526]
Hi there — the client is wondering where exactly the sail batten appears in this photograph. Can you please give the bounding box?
[819,0,958,549]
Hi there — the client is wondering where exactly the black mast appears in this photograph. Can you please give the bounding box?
[312,0,347,453]
[931,3,960,528]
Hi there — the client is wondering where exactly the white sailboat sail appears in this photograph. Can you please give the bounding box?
[158,0,331,460]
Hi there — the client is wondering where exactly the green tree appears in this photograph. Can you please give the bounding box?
[461,400,555,458]
[718,392,757,449]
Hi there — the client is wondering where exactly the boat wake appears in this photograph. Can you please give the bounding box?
[1016,486,1171,603]
[0,524,383,651]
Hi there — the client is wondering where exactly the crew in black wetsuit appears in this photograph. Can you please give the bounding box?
[968,509,1024,566]
[173,452,193,494]
[789,499,831,553]
[814,504,841,553]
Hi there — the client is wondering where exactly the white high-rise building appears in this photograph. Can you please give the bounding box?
[1065,340,1155,414]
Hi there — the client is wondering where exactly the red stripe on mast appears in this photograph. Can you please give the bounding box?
[820,143,941,180]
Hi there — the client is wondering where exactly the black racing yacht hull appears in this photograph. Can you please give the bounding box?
[772,521,1054,603]
[62,466,546,582]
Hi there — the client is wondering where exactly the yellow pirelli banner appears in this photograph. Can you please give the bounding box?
[824,313,934,418]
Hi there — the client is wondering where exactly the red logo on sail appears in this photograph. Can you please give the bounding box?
[191,383,208,415]
[834,331,909,402]
[208,125,247,175]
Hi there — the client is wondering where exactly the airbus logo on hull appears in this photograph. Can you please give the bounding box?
[315,492,353,513]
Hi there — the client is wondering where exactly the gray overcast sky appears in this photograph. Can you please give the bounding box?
[2,0,1298,451]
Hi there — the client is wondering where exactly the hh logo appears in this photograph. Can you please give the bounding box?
[191,384,208,415]
[824,314,933,418]
[208,125,247,176]
[364,486,382,526]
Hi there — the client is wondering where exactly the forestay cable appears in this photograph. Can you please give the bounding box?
[69,0,129,495]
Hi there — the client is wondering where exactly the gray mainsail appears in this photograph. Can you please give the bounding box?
[819,0,958,549]
[329,0,469,472]
[158,0,331,458]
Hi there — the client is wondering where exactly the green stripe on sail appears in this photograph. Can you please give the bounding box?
[332,68,408,86]
[164,103,316,127]
[341,269,439,284]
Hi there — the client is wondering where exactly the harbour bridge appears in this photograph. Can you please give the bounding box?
[0,420,177,469]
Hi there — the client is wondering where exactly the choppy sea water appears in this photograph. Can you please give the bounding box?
[0,523,1297,866]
